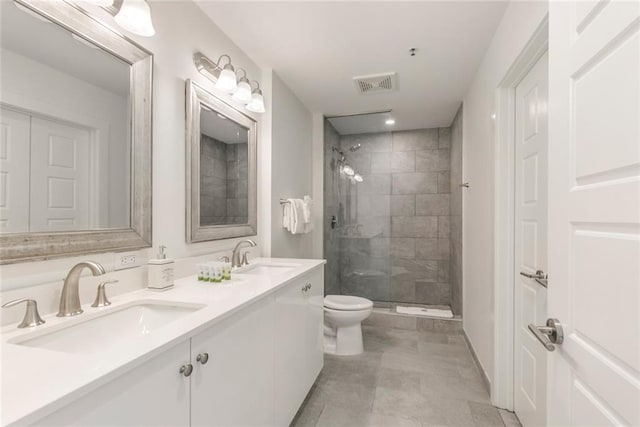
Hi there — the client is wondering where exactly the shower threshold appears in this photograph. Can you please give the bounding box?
[365,302,461,332]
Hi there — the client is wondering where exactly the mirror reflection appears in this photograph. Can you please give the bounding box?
[0,2,131,233]
[199,108,249,226]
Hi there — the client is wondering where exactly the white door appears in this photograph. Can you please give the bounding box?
[547,1,640,426]
[0,108,31,233]
[514,51,549,427]
[29,116,91,232]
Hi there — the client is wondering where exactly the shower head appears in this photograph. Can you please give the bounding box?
[349,143,362,152]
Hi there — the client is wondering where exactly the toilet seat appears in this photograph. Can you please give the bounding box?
[324,295,373,311]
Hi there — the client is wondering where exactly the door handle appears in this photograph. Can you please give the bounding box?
[520,270,548,288]
[528,318,564,352]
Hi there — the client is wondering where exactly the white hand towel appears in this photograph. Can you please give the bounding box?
[290,199,305,234]
[302,195,313,233]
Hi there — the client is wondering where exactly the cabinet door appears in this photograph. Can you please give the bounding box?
[274,278,310,426]
[37,340,191,427]
[191,296,275,427]
[304,267,325,391]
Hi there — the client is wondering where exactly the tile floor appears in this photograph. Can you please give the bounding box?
[293,325,521,427]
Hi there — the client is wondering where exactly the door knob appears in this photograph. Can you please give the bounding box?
[179,364,193,377]
[520,270,548,288]
[528,318,563,351]
[196,352,209,365]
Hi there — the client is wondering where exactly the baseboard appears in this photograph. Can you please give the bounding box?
[463,329,491,394]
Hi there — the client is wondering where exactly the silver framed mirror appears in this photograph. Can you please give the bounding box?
[0,0,153,264]
[186,79,257,242]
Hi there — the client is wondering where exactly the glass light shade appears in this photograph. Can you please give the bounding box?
[354,174,364,182]
[115,0,155,37]
[232,80,252,104]
[216,67,237,94]
[246,92,266,113]
[84,0,114,6]
[342,164,355,176]
[385,118,396,125]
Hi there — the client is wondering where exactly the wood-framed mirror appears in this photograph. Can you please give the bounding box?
[0,0,153,264]
[186,79,257,243]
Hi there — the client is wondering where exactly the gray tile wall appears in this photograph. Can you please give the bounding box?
[449,105,463,315]
[388,129,452,305]
[323,121,458,307]
[200,136,248,226]
[200,135,228,226]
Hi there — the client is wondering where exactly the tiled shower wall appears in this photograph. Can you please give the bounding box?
[324,121,459,307]
[449,105,463,315]
[200,135,248,225]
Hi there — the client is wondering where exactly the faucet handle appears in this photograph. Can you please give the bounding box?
[240,251,250,267]
[2,298,46,328]
[218,256,230,263]
[91,280,119,308]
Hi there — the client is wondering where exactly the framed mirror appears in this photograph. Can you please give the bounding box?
[0,0,152,264]
[186,80,257,242]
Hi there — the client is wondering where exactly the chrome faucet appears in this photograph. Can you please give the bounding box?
[58,261,106,317]
[231,239,257,268]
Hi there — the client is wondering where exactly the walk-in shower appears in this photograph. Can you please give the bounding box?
[323,109,463,316]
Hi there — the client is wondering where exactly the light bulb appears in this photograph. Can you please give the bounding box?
[354,174,364,182]
[115,0,155,37]
[246,91,265,114]
[342,164,355,176]
[216,66,237,94]
[385,118,395,125]
[232,80,252,104]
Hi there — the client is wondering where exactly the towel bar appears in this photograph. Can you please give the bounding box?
[279,199,290,205]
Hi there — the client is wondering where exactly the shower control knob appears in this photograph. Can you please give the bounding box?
[330,216,338,229]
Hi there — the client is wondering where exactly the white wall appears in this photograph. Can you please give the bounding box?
[269,72,315,258]
[462,1,548,391]
[0,1,269,325]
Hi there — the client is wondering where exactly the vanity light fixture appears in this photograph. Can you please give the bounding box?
[232,69,253,104]
[354,174,364,183]
[246,81,266,114]
[114,0,155,37]
[194,52,265,114]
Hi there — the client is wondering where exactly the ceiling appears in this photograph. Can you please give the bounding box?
[201,108,249,144]
[196,1,508,131]
[1,2,130,97]
[327,111,393,136]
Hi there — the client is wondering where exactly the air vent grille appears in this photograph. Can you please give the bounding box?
[353,72,397,95]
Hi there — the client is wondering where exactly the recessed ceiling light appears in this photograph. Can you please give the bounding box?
[385,118,395,125]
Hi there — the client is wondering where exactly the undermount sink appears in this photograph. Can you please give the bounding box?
[235,262,298,276]
[10,300,205,354]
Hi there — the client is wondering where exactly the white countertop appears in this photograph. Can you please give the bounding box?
[0,258,325,426]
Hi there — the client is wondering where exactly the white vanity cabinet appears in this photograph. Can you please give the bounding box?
[190,296,275,426]
[274,267,324,426]
[39,340,191,426]
[23,264,325,427]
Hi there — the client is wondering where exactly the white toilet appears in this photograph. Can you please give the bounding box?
[323,295,373,355]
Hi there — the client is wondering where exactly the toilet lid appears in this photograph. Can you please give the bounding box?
[324,295,373,311]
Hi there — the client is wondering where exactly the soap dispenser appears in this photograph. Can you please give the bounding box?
[148,245,174,291]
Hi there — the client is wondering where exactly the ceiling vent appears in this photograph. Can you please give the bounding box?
[353,72,397,95]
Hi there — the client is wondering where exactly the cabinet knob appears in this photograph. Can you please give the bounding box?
[179,364,193,377]
[196,352,209,365]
